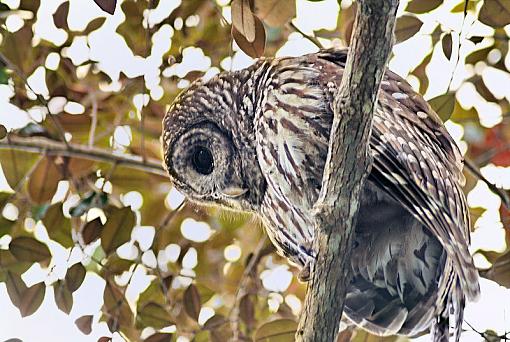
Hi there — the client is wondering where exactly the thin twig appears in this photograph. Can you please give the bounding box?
[289,22,324,49]
[0,135,166,177]
[464,158,510,209]
[88,91,98,148]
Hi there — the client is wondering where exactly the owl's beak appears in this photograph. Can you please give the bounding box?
[221,186,248,198]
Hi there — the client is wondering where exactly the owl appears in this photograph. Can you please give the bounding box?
[162,49,480,341]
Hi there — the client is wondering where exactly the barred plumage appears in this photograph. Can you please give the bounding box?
[162,49,480,341]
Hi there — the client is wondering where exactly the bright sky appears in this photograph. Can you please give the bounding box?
[1,0,510,341]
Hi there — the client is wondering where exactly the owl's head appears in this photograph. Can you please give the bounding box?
[162,68,267,212]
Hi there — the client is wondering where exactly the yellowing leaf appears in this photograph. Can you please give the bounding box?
[9,236,51,263]
[0,150,38,190]
[27,157,61,204]
[42,202,73,248]
[255,0,296,27]
[19,282,46,317]
[406,0,442,13]
[183,284,201,321]
[232,0,256,42]
[103,281,133,327]
[232,17,266,58]
[429,92,456,122]
[101,206,135,254]
[254,319,297,341]
[54,279,73,314]
[395,15,423,43]
[93,0,116,14]
[479,0,510,28]
[203,314,227,330]
[442,33,452,60]
[75,315,93,335]
[144,333,172,342]
[65,262,86,292]
[137,302,172,329]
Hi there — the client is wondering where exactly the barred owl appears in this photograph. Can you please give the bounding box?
[162,49,480,341]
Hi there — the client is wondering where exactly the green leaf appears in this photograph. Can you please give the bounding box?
[479,0,510,28]
[65,262,86,292]
[0,67,9,85]
[42,202,73,248]
[0,215,15,238]
[0,250,31,281]
[406,0,442,13]
[254,319,297,341]
[394,15,423,43]
[100,206,135,254]
[9,236,51,263]
[429,92,456,122]
[137,302,172,329]
[183,284,201,321]
[69,191,108,217]
[54,279,73,314]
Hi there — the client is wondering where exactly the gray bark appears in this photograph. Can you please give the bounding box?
[295,1,399,341]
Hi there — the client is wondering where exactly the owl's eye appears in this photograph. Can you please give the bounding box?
[192,146,214,175]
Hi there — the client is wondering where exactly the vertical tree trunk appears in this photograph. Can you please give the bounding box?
[295,1,399,341]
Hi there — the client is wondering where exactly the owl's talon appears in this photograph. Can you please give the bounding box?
[298,261,312,282]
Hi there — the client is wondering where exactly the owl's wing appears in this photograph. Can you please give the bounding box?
[368,68,480,301]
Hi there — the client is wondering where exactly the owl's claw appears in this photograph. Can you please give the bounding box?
[298,261,312,282]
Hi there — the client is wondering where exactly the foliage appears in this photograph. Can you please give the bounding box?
[0,0,509,341]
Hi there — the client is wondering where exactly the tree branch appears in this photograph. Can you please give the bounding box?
[0,135,166,177]
[296,1,399,341]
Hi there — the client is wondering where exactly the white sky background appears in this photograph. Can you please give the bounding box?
[0,0,510,341]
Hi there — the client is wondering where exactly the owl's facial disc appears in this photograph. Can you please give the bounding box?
[167,122,249,209]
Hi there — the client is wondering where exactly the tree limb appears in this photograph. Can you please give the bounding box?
[296,1,399,341]
[0,135,166,177]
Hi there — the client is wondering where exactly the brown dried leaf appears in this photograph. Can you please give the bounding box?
[19,282,46,317]
[93,0,116,15]
[232,17,266,58]
[81,217,103,245]
[442,32,452,60]
[53,1,69,30]
[75,315,93,335]
[203,314,227,330]
[42,202,73,248]
[27,157,61,204]
[183,284,201,321]
[65,262,86,292]
[103,281,133,327]
[254,319,297,341]
[9,236,51,263]
[98,337,112,342]
[479,0,510,28]
[406,0,442,13]
[5,271,28,307]
[0,124,7,139]
[54,279,73,314]
[394,15,423,43]
[232,0,256,42]
[429,92,455,122]
[485,250,510,287]
[101,206,135,254]
[103,255,134,276]
[255,0,296,27]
